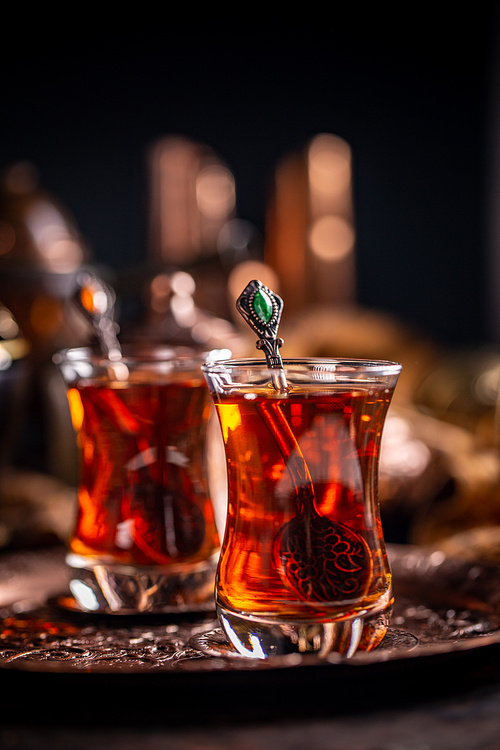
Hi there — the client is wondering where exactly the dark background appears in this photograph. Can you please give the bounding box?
[0,15,496,348]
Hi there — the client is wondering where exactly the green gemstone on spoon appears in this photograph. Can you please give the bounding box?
[253,288,273,323]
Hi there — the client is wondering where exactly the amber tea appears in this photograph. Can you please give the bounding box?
[203,358,401,658]
[58,347,220,614]
[69,381,218,566]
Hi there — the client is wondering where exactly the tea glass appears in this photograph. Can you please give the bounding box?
[202,358,401,658]
[57,345,223,613]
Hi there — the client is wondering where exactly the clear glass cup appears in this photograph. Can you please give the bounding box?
[57,345,222,613]
[202,358,402,658]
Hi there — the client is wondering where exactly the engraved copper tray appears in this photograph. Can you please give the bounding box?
[1,544,500,723]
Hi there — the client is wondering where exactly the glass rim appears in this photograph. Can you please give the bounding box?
[54,345,232,368]
[202,357,402,375]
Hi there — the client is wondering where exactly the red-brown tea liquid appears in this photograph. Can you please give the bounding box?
[214,384,393,624]
[67,379,220,567]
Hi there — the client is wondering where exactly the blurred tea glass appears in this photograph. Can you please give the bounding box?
[57,345,222,613]
[202,357,401,658]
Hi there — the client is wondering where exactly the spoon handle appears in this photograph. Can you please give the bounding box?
[236,279,315,505]
[236,279,287,390]
[73,270,121,360]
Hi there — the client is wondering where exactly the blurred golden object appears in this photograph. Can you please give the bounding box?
[380,404,500,545]
[389,349,500,545]
[147,136,238,322]
[121,136,258,354]
[149,136,236,268]
[265,134,356,313]
[0,164,91,488]
[0,162,89,359]
[281,304,437,404]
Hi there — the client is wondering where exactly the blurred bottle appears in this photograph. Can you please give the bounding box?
[0,162,89,358]
[265,134,356,315]
[0,162,90,484]
[148,135,236,321]
[121,136,253,356]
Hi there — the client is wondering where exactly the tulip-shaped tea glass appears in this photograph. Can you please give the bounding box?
[57,346,221,613]
[202,358,401,658]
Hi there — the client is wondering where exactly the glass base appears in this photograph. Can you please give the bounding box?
[66,552,217,614]
[217,600,392,660]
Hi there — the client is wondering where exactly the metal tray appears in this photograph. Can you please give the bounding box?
[1,544,500,723]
